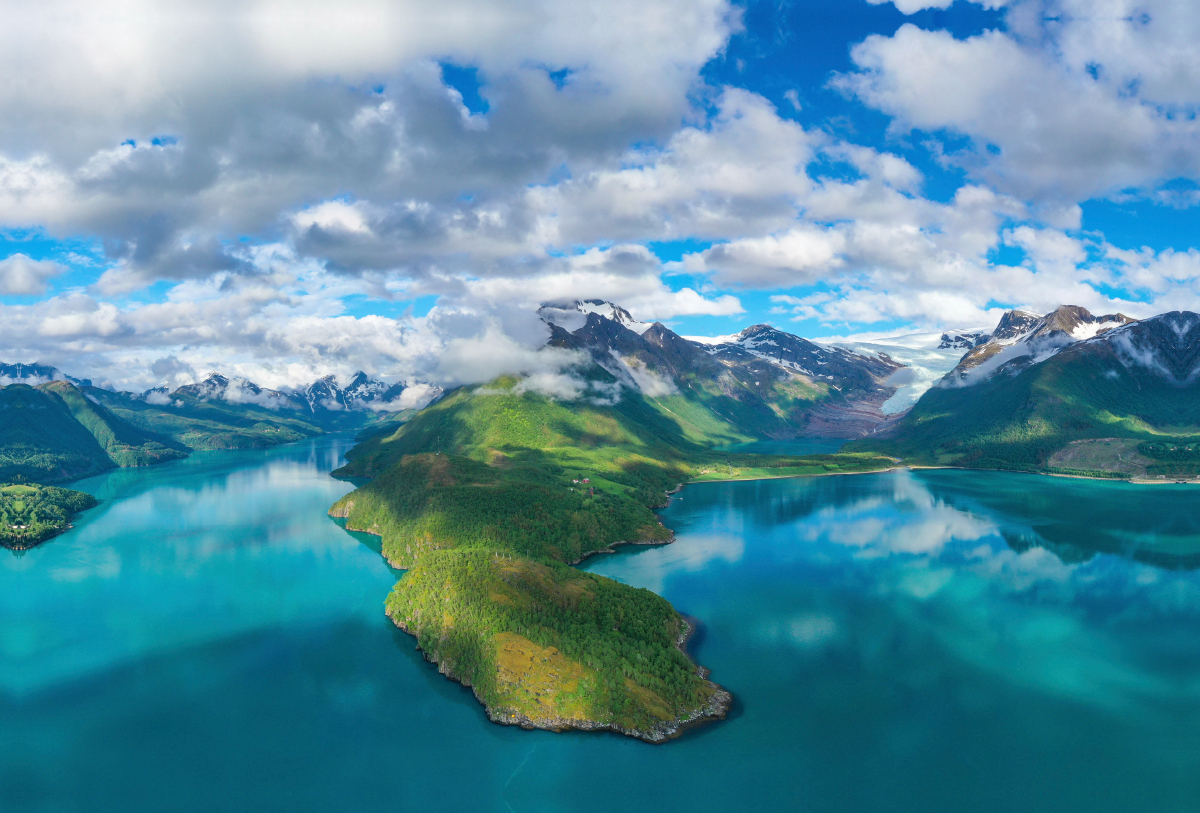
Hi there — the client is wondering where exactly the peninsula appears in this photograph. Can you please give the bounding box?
[330,379,893,742]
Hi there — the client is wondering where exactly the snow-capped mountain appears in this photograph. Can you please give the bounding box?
[1098,310,1200,383]
[539,299,652,336]
[938,331,990,350]
[172,373,296,410]
[950,305,1133,384]
[297,372,420,414]
[163,370,432,416]
[541,300,903,437]
[704,324,899,388]
[0,363,87,387]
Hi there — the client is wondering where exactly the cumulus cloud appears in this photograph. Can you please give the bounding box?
[0,0,738,290]
[0,254,65,295]
[1,0,1199,385]
[838,4,1200,203]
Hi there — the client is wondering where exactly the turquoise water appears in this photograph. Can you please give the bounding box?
[5,438,1200,811]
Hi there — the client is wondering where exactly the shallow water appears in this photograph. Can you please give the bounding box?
[4,438,1200,812]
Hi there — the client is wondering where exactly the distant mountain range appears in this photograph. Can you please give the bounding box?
[0,366,430,483]
[13,297,1200,484]
[540,299,903,439]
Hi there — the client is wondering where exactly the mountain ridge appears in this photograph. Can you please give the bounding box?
[853,307,1200,475]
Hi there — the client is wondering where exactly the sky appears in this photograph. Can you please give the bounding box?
[2,0,1199,391]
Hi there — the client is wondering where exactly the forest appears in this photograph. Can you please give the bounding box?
[0,483,98,549]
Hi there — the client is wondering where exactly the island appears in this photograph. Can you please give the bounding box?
[0,483,99,550]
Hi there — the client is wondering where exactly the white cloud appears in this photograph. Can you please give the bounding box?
[838,6,1200,203]
[0,254,65,295]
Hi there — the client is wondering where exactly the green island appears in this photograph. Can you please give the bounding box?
[330,379,894,742]
[0,483,98,550]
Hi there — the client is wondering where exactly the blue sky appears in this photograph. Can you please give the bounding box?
[0,0,1197,388]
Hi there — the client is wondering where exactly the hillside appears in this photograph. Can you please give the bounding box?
[331,374,893,740]
[853,310,1200,476]
[0,383,186,483]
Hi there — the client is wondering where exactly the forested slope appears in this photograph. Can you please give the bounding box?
[0,383,185,483]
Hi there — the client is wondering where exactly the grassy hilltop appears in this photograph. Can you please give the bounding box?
[331,378,893,740]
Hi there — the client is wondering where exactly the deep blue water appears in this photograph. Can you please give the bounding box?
[4,437,1200,812]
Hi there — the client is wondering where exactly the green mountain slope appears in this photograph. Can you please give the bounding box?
[852,311,1200,474]
[85,387,324,450]
[0,383,186,483]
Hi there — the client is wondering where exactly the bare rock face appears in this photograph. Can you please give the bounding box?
[938,331,990,350]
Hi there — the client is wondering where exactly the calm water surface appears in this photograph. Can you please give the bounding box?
[4,437,1200,812]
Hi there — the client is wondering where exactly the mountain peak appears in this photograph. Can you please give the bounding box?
[538,299,652,335]
[951,304,1136,383]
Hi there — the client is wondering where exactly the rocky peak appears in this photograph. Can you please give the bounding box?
[538,299,652,335]
[951,305,1137,383]
[990,310,1041,343]
[938,331,989,350]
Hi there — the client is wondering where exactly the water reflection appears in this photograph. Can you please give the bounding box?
[632,468,1200,727]
[0,436,389,695]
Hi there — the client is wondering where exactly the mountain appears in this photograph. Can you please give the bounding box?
[949,305,1132,382]
[86,384,325,451]
[539,300,903,439]
[0,382,186,483]
[0,363,90,387]
[294,372,412,418]
[331,367,891,740]
[938,331,990,350]
[853,308,1200,475]
[538,299,652,335]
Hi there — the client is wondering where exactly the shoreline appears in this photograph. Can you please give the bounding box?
[333,499,731,744]
[686,461,1200,487]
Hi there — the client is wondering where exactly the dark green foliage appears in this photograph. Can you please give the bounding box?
[334,381,895,734]
[1137,441,1200,462]
[0,382,185,483]
[0,483,98,549]
[332,453,670,567]
[389,548,713,731]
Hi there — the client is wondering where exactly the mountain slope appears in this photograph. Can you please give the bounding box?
[331,370,893,740]
[950,305,1132,382]
[853,310,1200,473]
[86,385,324,450]
[0,383,186,483]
